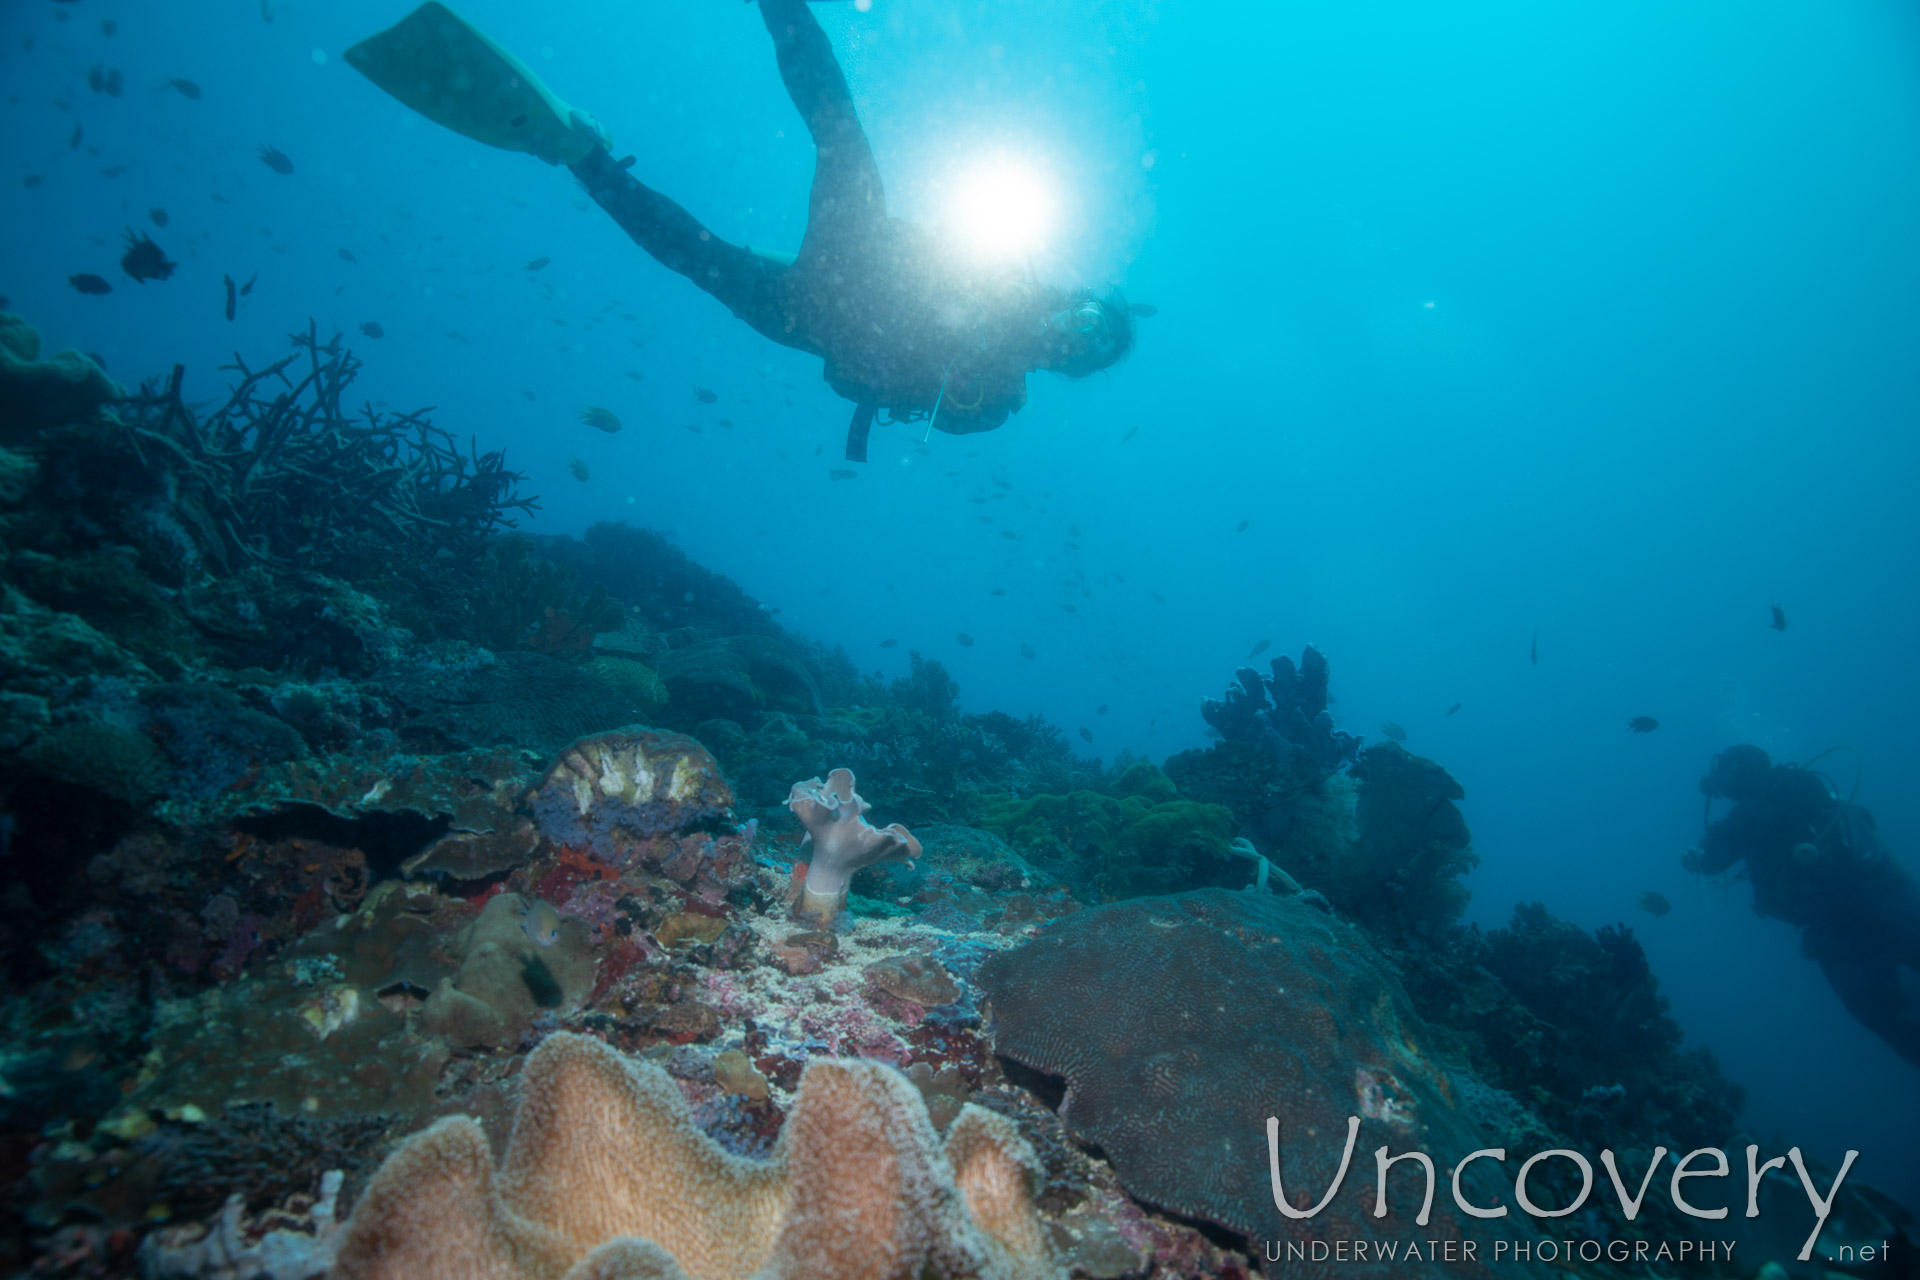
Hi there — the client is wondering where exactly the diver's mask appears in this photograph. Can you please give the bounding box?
[1048,301,1110,342]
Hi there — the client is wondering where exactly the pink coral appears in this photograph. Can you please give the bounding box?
[786,767,921,925]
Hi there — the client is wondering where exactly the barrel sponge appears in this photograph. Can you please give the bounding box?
[331,1031,1060,1280]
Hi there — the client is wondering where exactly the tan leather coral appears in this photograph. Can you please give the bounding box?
[785,767,920,925]
[330,1032,1058,1280]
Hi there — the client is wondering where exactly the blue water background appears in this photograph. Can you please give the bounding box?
[3,0,1917,1206]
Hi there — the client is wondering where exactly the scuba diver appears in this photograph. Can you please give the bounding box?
[1689,744,1920,1070]
[345,0,1136,462]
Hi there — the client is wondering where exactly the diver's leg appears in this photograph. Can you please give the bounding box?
[571,148,806,350]
[1814,943,1920,1071]
[756,0,884,247]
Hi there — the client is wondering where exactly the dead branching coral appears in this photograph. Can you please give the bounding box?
[113,321,536,572]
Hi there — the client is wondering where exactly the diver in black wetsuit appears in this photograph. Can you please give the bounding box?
[568,0,1134,461]
[348,0,1133,461]
[1689,744,1920,1069]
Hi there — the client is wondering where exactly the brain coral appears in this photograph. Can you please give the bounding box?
[527,727,734,862]
[977,888,1540,1272]
[331,1031,1060,1280]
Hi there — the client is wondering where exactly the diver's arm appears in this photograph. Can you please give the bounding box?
[570,147,803,348]
[1687,821,1745,875]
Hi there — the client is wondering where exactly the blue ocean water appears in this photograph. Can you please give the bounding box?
[3,0,1917,1219]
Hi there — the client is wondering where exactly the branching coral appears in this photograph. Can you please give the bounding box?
[330,1031,1060,1280]
[786,768,920,925]
[110,322,536,574]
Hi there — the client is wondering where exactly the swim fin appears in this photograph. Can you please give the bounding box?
[345,2,607,166]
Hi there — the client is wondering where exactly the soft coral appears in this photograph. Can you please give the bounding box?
[786,768,920,925]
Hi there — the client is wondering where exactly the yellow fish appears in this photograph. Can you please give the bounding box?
[567,458,589,481]
[579,406,621,434]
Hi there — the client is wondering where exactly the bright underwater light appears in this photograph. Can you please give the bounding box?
[946,154,1058,260]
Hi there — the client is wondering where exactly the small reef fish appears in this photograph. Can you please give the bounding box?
[1628,716,1659,733]
[519,898,561,947]
[827,468,856,480]
[624,370,645,381]
[956,633,974,648]
[222,274,236,321]
[878,639,897,648]
[1636,891,1672,917]
[525,256,551,271]
[1020,643,1036,659]
[1379,720,1407,742]
[120,230,176,283]
[239,272,257,296]
[1248,639,1270,659]
[337,247,357,263]
[163,77,202,100]
[70,124,82,150]
[694,387,718,404]
[69,273,112,295]
[684,423,702,434]
[1121,426,1138,443]
[989,587,1006,596]
[257,143,294,174]
[1445,702,1461,716]
[1131,302,1159,317]
[89,66,124,97]
[1530,629,1538,665]
[579,406,621,434]
[1096,704,1108,715]
[1078,727,1093,743]
[1060,604,1077,614]
[567,458,590,481]
[1770,603,1787,632]
[358,321,383,338]
[1235,519,1249,533]
[148,207,168,226]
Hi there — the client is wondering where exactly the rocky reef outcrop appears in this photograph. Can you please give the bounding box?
[978,888,1547,1272]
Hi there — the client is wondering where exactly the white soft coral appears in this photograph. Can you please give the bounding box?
[786,768,921,924]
